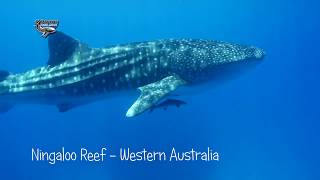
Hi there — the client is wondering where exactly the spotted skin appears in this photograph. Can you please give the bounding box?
[0,32,265,116]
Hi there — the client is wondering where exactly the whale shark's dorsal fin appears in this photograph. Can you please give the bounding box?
[47,31,88,66]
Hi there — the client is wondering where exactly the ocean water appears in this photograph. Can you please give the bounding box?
[0,0,319,179]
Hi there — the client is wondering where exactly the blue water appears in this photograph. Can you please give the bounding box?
[0,0,319,179]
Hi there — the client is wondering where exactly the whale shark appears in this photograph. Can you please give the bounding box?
[0,32,265,117]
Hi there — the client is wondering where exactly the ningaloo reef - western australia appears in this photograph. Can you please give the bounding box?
[31,147,219,164]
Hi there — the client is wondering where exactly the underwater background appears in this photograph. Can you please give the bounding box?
[0,0,319,179]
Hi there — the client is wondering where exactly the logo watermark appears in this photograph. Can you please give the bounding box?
[35,19,59,38]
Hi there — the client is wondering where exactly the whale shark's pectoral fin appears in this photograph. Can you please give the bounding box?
[126,75,187,117]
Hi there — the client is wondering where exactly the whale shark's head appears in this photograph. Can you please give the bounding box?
[169,39,265,82]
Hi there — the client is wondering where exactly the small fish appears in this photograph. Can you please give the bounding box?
[150,99,187,112]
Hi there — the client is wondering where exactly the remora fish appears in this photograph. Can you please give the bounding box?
[149,99,187,112]
[0,32,265,117]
